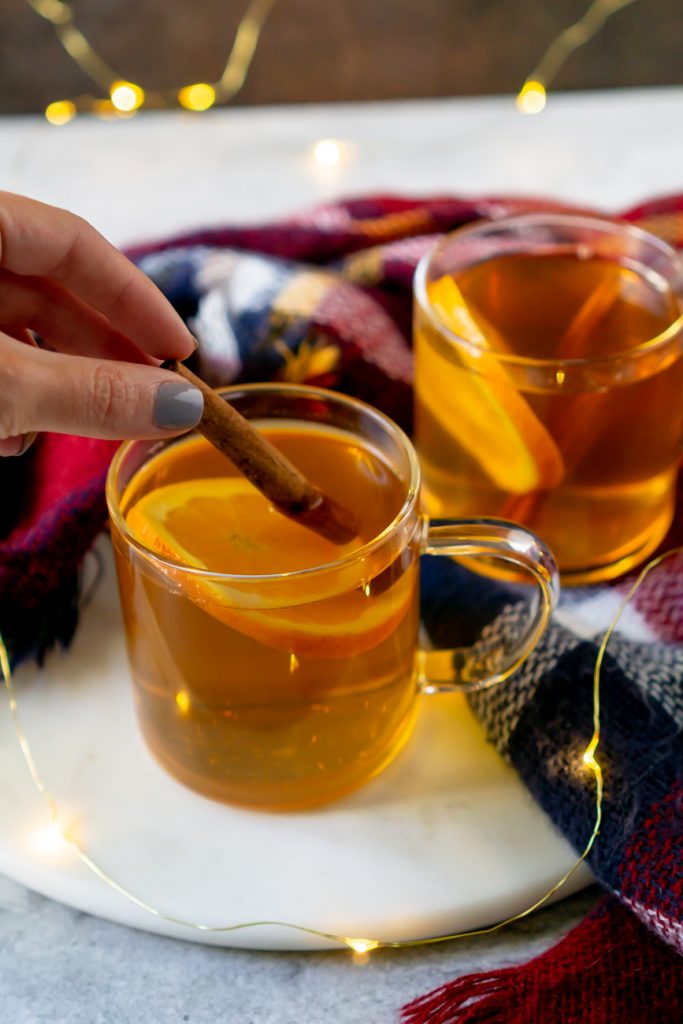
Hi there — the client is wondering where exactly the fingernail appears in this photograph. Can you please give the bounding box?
[1,432,36,457]
[16,432,37,456]
[154,382,204,430]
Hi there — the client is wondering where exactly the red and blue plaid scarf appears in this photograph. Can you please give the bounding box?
[1,193,681,1022]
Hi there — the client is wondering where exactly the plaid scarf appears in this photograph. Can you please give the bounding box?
[1,194,681,1021]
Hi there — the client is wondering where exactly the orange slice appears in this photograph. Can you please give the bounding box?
[418,275,564,494]
[126,478,413,659]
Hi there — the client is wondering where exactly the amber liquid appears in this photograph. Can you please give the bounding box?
[114,425,419,810]
[415,253,683,582]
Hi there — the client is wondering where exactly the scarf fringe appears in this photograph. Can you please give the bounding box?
[401,972,514,1023]
[401,899,683,1024]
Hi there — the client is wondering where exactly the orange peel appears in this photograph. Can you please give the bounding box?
[418,275,564,494]
[126,478,413,659]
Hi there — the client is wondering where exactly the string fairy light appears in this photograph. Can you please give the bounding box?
[28,818,69,860]
[30,0,645,124]
[312,139,344,168]
[110,81,145,114]
[5,548,677,955]
[517,0,642,113]
[44,99,76,125]
[178,83,217,112]
[26,0,278,122]
[175,690,191,715]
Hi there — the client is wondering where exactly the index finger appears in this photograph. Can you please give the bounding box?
[0,191,195,361]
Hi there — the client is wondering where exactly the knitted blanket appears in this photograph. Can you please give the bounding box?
[1,193,681,1021]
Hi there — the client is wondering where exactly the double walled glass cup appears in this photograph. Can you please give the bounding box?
[107,385,558,810]
[414,214,683,584]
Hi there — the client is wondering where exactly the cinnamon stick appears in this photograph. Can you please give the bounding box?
[162,360,359,545]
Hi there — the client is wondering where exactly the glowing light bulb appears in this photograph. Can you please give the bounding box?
[45,100,76,126]
[289,653,300,673]
[175,690,191,714]
[178,83,217,112]
[29,819,68,859]
[346,938,379,954]
[110,80,145,113]
[313,139,343,167]
[583,737,597,761]
[516,80,547,115]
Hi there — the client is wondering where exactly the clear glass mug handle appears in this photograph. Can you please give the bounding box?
[417,518,560,694]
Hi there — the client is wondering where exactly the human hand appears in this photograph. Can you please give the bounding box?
[0,191,204,456]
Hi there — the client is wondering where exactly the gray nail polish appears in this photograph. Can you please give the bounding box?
[154,382,204,430]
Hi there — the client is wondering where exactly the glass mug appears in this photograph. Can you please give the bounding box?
[414,214,683,584]
[107,385,558,810]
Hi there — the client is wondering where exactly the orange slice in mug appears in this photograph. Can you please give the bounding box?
[126,478,412,659]
[419,275,564,493]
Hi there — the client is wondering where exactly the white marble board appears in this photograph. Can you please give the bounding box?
[0,545,591,949]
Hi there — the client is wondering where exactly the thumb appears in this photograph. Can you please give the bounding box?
[0,335,204,444]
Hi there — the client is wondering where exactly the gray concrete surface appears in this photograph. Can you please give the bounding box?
[0,875,598,1024]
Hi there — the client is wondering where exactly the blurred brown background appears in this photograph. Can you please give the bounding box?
[1,0,681,114]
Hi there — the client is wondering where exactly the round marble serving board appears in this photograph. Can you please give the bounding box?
[0,542,592,950]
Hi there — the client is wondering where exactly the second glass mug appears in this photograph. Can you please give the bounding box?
[414,214,683,584]
[107,385,558,811]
